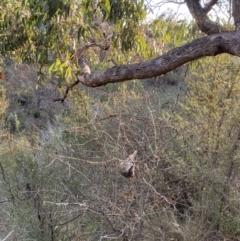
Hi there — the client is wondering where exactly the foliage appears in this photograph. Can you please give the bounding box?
[1,1,240,240]
[0,0,198,89]
[0,0,146,69]
[165,54,240,238]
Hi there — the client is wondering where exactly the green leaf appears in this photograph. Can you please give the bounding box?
[65,66,72,79]
[100,0,111,19]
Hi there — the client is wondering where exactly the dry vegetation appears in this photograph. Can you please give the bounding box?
[1,55,240,241]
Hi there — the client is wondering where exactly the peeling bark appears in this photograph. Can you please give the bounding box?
[78,32,240,87]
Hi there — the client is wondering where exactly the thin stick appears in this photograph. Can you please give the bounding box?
[53,79,79,103]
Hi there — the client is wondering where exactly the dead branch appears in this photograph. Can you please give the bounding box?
[53,79,80,103]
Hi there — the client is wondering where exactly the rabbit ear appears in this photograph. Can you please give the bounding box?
[129,150,137,161]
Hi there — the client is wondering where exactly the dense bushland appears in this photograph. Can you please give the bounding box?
[1,1,240,240]
[1,54,240,241]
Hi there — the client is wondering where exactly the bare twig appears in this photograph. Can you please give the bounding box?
[99,228,126,241]
[43,201,87,207]
[143,178,177,211]
[51,212,84,227]
[0,162,8,184]
[0,162,15,204]
[53,79,80,102]
[2,230,14,241]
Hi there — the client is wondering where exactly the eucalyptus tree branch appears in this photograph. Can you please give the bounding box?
[53,39,110,102]
[185,0,224,34]
[77,32,240,87]
[53,56,92,102]
[70,42,109,61]
[203,0,218,13]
